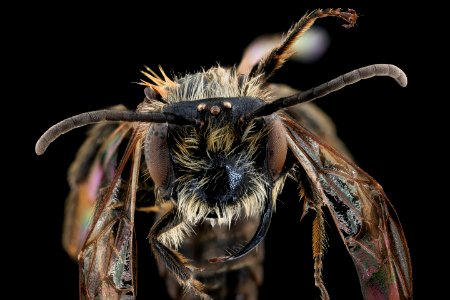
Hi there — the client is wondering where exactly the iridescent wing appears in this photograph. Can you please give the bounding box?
[282,114,413,300]
[61,103,146,298]
[63,105,131,259]
[78,133,143,299]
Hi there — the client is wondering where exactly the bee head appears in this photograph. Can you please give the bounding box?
[145,96,288,226]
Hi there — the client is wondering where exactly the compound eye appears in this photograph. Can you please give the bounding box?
[264,116,287,181]
[145,123,173,191]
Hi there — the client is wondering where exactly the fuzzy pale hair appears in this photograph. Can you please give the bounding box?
[140,65,273,105]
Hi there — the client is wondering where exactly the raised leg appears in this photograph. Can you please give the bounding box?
[148,205,208,299]
[312,206,329,300]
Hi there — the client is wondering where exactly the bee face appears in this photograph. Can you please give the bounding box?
[176,123,262,195]
[171,117,268,221]
[146,95,288,226]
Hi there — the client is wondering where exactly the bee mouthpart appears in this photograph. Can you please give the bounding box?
[208,196,273,264]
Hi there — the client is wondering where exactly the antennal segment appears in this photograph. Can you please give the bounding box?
[35,110,191,155]
[246,64,407,120]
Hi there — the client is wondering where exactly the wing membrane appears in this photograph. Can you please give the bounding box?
[79,134,142,299]
[283,115,412,299]
[64,105,131,259]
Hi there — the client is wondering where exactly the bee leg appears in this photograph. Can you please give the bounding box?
[136,205,160,213]
[312,206,330,300]
[138,201,174,213]
[148,206,208,299]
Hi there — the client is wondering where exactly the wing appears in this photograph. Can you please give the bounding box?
[78,132,142,299]
[63,105,131,259]
[282,114,412,300]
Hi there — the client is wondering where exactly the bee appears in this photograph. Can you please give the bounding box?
[35,8,412,300]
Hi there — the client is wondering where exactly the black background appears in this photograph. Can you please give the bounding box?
[13,1,436,299]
